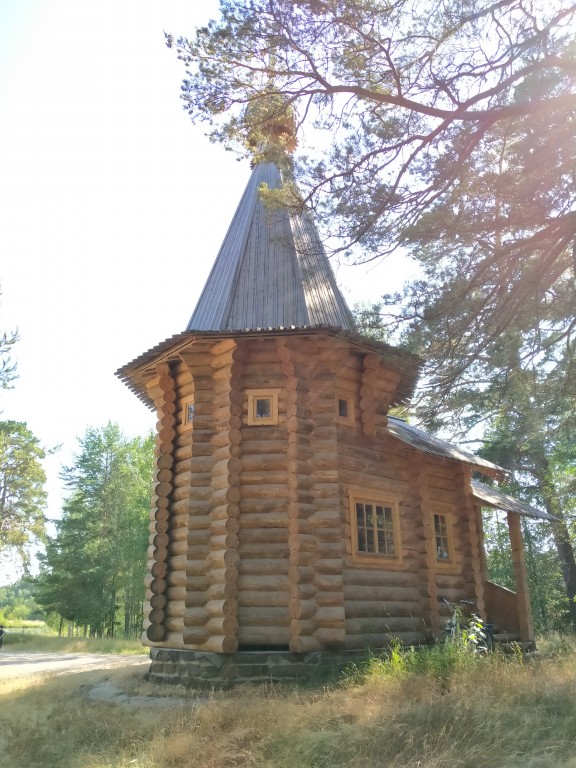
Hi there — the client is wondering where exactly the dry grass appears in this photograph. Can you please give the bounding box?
[3,642,576,768]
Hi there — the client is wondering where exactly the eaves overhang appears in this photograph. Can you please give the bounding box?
[386,417,504,479]
[471,479,556,521]
[116,326,421,410]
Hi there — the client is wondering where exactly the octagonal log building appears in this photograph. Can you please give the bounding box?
[117,148,550,683]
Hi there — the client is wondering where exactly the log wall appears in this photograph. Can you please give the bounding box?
[237,339,290,648]
[140,331,485,654]
[336,351,424,647]
[303,337,346,652]
[144,362,178,644]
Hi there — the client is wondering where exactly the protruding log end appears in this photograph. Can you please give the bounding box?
[146,624,166,643]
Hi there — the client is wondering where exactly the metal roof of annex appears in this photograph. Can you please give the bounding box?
[386,417,503,478]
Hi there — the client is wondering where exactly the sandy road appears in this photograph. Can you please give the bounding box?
[0,651,149,679]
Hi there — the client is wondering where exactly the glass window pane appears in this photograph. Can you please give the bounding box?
[434,514,450,560]
[255,398,271,419]
[386,532,395,554]
[338,398,348,418]
[354,497,398,558]
[365,504,373,527]
[366,529,375,552]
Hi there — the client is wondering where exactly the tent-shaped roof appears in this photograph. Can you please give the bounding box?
[187,161,355,332]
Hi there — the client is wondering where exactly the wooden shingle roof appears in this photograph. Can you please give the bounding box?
[187,162,355,332]
[386,417,503,478]
[471,479,556,521]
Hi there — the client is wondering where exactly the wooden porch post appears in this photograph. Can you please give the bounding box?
[507,512,534,643]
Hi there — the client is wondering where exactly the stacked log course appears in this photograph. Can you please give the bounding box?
[307,338,347,650]
[204,340,243,653]
[134,328,521,661]
[237,339,290,648]
[277,338,318,652]
[177,346,220,651]
[144,362,178,644]
[341,482,423,648]
[334,349,422,646]
[409,461,439,640]
[359,354,377,436]
[423,464,462,608]
[456,464,486,618]
[159,360,195,646]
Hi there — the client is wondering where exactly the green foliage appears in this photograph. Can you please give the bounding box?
[0,329,17,393]
[347,640,505,689]
[0,290,18,394]
[0,420,47,570]
[0,578,44,623]
[352,300,391,341]
[35,423,154,639]
[381,122,576,630]
[169,1,576,368]
[168,4,576,632]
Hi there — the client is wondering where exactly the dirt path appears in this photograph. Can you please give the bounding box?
[0,651,149,679]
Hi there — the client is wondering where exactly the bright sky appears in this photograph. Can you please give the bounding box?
[0,0,403,561]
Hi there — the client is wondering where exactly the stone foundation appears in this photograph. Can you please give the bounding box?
[147,647,379,687]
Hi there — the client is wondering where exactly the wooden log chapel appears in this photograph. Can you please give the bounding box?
[117,110,552,684]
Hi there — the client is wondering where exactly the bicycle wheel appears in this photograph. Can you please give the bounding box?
[439,629,454,645]
[483,627,495,652]
[475,626,494,653]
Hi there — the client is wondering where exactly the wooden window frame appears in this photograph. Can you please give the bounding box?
[245,388,281,426]
[335,391,355,426]
[432,504,456,569]
[181,397,195,431]
[348,486,403,568]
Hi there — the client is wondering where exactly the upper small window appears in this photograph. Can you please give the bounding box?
[336,392,355,426]
[182,397,195,430]
[246,389,280,426]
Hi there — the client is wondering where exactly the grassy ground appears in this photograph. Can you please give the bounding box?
[2,637,576,768]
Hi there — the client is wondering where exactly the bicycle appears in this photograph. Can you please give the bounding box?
[438,596,494,652]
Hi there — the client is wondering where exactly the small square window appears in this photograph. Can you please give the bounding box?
[181,397,195,430]
[255,397,272,419]
[246,389,280,425]
[336,392,355,426]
